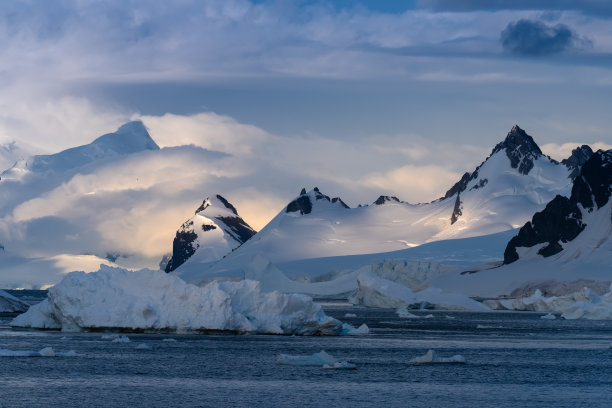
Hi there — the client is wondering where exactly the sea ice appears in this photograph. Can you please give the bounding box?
[11,265,343,335]
[344,313,357,318]
[277,350,355,369]
[0,347,76,357]
[410,349,466,364]
[111,336,131,343]
[135,343,152,350]
[162,338,177,342]
[540,313,556,320]
[341,323,369,335]
[396,308,434,319]
[0,289,29,313]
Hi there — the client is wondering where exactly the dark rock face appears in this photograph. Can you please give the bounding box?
[165,223,199,272]
[373,195,402,205]
[286,187,350,214]
[165,196,256,272]
[562,145,594,180]
[286,195,313,215]
[216,216,256,244]
[504,149,612,264]
[491,125,543,175]
[444,172,476,200]
[450,193,462,225]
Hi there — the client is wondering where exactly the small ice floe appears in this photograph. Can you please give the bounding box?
[410,349,466,364]
[445,315,456,320]
[135,343,152,350]
[342,323,369,335]
[162,338,177,342]
[397,308,434,319]
[101,334,118,340]
[540,313,556,320]
[277,350,355,369]
[0,347,76,357]
[111,335,131,343]
[323,361,357,370]
[344,313,357,318]
[476,324,502,329]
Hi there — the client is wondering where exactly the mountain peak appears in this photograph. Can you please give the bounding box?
[491,125,543,175]
[93,121,159,153]
[286,187,349,215]
[562,145,594,180]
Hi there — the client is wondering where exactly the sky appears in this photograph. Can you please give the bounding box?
[1,0,612,234]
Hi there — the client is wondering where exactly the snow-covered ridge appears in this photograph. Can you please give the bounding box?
[11,265,343,335]
[164,195,256,272]
[504,149,612,263]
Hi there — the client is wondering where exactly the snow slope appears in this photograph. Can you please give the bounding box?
[430,150,612,298]
[11,265,343,335]
[177,126,579,282]
[164,195,256,272]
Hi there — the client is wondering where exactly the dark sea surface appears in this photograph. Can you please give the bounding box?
[1,305,611,408]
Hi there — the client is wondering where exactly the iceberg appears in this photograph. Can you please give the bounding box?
[0,289,29,313]
[112,336,131,343]
[342,323,369,335]
[410,349,466,364]
[11,265,343,335]
[350,271,489,311]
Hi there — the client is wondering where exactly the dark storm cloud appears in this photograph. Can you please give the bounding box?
[418,0,612,15]
[500,19,584,56]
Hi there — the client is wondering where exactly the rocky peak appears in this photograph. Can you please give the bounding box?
[561,145,594,180]
[491,125,543,175]
[373,195,402,205]
[503,149,612,264]
[195,198,211,214]
[286,187,349,215]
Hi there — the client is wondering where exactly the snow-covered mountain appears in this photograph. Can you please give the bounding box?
[0,141,36,174]
[165,195,256,272]
[0,121,232,288]
[176,126,586,282]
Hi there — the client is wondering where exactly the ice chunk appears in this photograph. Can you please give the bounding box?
[101,334,118,340]
[38,347,55,357]
[135,343,152,350]
[341,323,369,335]
[540,313,556,320]
[397,308,434,319]
[410,349,466,364]
[323,361,357,370]
[162,338,177,342]
[111,336,131,343]
[351,271,489,311]
[11,265,343,335]
[277,350,337,366]
[344,313,357,318]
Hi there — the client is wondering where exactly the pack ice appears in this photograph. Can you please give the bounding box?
[11,265,343,335]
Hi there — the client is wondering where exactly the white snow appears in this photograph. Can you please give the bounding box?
[410,349,466,364]
[350,271,489,311]
[277,350,355,369]
[11,265,343,335]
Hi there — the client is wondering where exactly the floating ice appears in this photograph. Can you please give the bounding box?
[0,347,76,357]
[101,334,118,340]
[410,349,466,364]
[0,289,29,313]
[344,313,357,318]
[342,323,369,335]
[111,336,131,343]
[351,271,489,311]
[396,308,434,319]
[135,343,152,350]
[540,313,556,320]
[323,361,357,370]
[11,265,343,335]
[277,350,355,369]
[162,338,177,342]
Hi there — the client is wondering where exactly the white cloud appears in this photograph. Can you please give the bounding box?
[541,142,612,160]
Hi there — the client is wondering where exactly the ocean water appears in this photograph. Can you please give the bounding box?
[1,306,611,408]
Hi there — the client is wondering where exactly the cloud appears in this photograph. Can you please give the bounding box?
[418,0,612,15]
[500,19,587,55]
[541,142,612,160]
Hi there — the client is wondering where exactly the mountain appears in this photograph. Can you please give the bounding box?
[165,195,256,272]
[0,121,231,288]
[176,126,586,282]
[504,149,612,264]
[0,141,36,174]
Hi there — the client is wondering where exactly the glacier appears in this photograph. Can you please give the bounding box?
[11,265,344,335]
